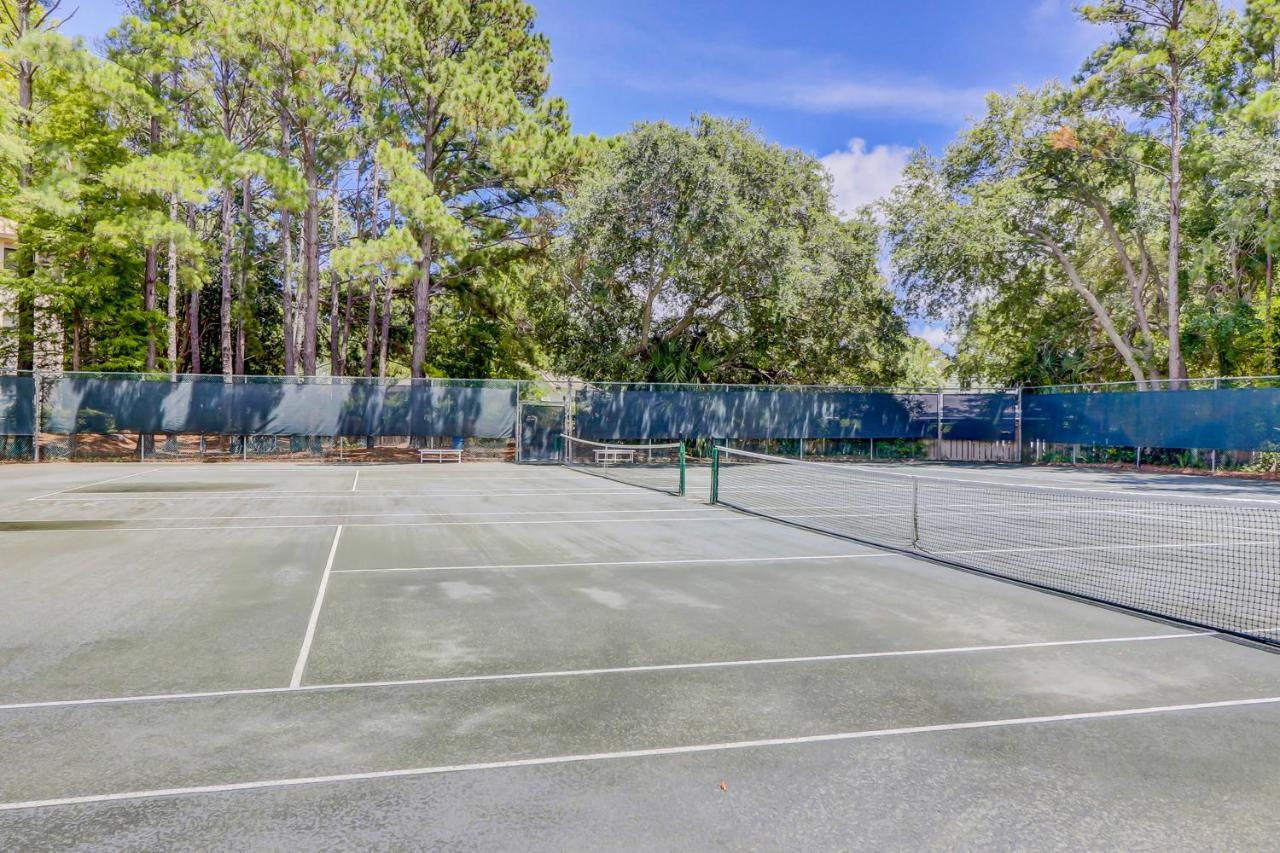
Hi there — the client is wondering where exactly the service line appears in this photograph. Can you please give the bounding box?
[0,631,1207,713]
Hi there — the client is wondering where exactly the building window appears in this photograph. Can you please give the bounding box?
[1,247,14,271]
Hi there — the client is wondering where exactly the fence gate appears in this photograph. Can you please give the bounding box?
[517,402,565,463]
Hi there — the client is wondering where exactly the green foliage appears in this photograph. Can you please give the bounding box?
[902,337,953,388]
[550,115,907,385]
[884,0,1280,387]
[21,0,1280,390]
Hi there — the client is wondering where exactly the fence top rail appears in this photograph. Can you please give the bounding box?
[8,370,1280,395]
[1023,375,1280,393]
[575,380,1014,394]
[18,371,528,388]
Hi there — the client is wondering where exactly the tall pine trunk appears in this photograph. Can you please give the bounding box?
[379,204,396,379]
[143,107,161,372]
[167,195,178,379]
[235,176,250,376]
[301,131,320,376]
[187,202,200,374]
[411,120,437,379]
[280,109,296,376]
[379,277,393,379]
[342,274,354,374]
[363,163,380,377]
[219,182,234,376]
[1166,26,1186,384]
[412,233,432,378]
[13,1,34,372]
[329,179,342,376]
[1267,249,1274,373]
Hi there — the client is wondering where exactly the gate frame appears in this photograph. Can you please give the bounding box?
[515,399,567,464]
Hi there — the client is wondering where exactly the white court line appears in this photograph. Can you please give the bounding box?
[10,502,716,522]
[351,470,360,493]
[6,507,718,524]
[0,514,747,534]
[3,688,1273,812]
[290,527,344,688]
[333,552,888,575]
[26,468,157,502]
[0,632,1208,712]
[32,489,644,502]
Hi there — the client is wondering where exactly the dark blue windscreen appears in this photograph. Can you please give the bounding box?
[1023,388,1280,451]
[0,375,35,435]
[942,392,1019,441]
[40,376,517,438]
[573,386,942,440]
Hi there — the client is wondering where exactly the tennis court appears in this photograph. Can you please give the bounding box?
[2,457,1279,849]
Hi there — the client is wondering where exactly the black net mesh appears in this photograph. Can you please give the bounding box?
[563,436,686,495]
[713,447,1280,645]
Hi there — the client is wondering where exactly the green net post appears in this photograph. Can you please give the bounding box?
[31,367,40,462]
[678,441,687,496]
[710,444,719,504]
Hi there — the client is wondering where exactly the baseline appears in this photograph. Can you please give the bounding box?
[3,691,1276,813]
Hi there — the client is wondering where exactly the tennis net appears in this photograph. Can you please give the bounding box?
[563,436,686,496]
[712,446,1280,646]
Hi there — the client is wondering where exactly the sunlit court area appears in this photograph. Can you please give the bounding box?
[6,0,1280,849]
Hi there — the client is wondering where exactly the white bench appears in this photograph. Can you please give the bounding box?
[593,448,635,464]
[419,448,463,463]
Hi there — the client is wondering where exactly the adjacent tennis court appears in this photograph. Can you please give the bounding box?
[2,457,1279,850]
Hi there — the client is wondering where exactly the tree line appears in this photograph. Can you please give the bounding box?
[0,0,907,388]
[2,1,1274,390]
[885,0,1280,388]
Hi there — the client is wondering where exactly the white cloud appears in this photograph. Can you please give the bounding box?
[668,75,987,124]
[786,80,987,122]
[820,138,912,216]
[608,36,989,125]
[916,325,953,350]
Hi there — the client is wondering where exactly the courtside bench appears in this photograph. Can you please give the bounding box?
[419,448,463,463]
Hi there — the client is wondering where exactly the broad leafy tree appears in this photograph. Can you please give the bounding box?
[553,116,906,385]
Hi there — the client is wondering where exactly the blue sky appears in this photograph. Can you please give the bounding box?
[62,1,1111,348]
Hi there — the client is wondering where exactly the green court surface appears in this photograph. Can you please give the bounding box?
[2,461,1279,850]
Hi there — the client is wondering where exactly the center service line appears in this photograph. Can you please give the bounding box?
[290,526,344,688]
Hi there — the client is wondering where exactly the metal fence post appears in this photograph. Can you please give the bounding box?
[936,389,944,461]
[565,379,575,439]
[678,442,686,497]
[1014,387,1023,464]
[31,368,40,462]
